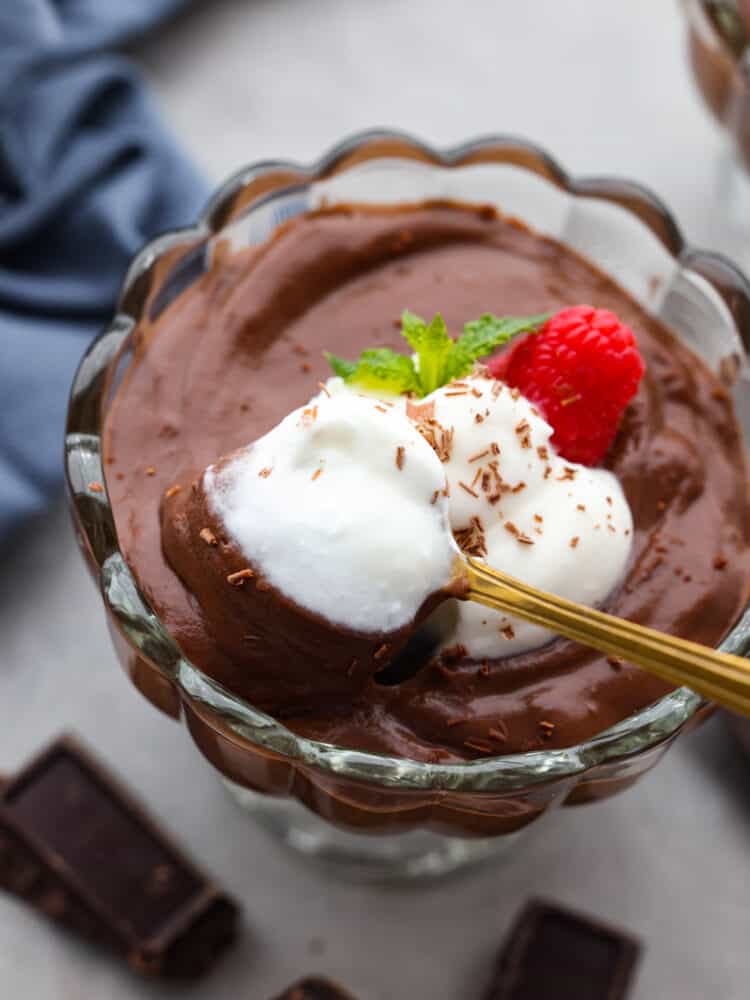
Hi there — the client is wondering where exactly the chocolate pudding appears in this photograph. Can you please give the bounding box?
[104,202,750,761]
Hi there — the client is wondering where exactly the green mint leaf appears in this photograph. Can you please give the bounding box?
[325,352,358,379]
[445,312,550,381]
[400,309,428,352]
[326,348,419,395]
[354,349,419,393]
[402,311,453,396]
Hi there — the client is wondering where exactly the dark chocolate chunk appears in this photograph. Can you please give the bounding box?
[0,735,238,978]
[272,976,358,999]
[486,899,640,1000]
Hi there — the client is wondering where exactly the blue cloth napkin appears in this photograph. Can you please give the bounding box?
[0,0,209,548]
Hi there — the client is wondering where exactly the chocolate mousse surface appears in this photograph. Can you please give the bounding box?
[104,201,750,760]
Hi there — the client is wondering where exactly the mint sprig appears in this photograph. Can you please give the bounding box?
[326,309,549,398]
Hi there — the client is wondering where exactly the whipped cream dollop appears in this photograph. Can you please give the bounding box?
[415,375,633,658]
[206,371,633,659]
[205,391,456,634]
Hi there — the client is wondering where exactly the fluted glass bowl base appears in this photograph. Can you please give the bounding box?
[222,780,519,883]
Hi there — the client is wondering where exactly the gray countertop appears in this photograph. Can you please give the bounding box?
[2,2,750,997]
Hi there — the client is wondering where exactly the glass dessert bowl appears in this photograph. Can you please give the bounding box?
[66,131,750,881]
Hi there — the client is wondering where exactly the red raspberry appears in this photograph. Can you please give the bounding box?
[488,305,645,465]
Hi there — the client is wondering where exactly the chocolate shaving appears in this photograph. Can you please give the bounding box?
[441,643,469,664]
[570,536,579,548]
[406,399,435,422]
[501,624,516,640]
[258,467,273,478]
[227,569,254,586]
[459,480,479,498]
[395,446,405,470]
[504,522,533,545]
[489,722,508,743]
[164,484,181,499]
[145,466,156,476]
[413,413,454,463]
[454,516,487,557]
[199,528,218,546]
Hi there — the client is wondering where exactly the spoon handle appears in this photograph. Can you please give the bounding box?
[464,556,750,716]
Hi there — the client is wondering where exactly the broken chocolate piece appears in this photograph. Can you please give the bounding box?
[272,976,358,999]
[0,735,238,978]
[485,899,640,1000]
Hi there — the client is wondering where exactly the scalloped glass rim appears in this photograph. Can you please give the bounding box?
[66,128,750,793]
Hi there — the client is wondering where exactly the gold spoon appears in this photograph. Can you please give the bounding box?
[450,556,750,716]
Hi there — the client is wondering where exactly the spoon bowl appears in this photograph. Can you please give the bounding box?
[450,553,750,717]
